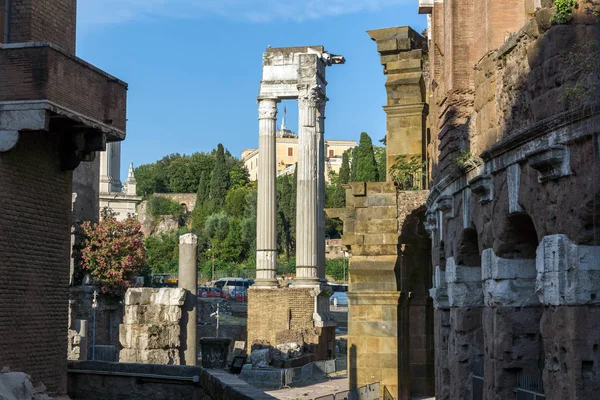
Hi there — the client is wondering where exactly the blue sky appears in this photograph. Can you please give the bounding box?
[76,1,426,180]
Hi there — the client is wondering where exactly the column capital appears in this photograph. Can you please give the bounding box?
[297,85,326,109]
[257,98,279,120]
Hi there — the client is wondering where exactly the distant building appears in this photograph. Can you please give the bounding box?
[98,142,142,220]
[242,110,356,181]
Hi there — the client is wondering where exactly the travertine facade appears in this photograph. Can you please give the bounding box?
[323,26,434,400]
[0,0,127,394]
[421,1,600,399]
[327,185,434,399]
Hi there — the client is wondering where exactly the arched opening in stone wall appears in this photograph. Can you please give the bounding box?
[447,227,484,400]
[397,206,435,397]
[486,212,543,399]
[454,227,479,266]
[494,214,538,259]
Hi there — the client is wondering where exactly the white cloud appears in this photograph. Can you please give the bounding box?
[77,0,411,26]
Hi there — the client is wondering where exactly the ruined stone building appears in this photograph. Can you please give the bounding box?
[247,46,344,363]
[422,0,600,399]
[328,1,600,399]
[0,0,127,394]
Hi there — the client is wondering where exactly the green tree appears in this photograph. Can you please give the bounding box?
[196,170,210,206]
[225,186,252,218]
[144,232,179,273]
[241,188,258,260]
[204,212,230,259]
[374,145,387,182]
[339,151,351,184]
[277,175,295,258]
[229,163,250,189]
[210,144,230,209]
[352,132,379,182]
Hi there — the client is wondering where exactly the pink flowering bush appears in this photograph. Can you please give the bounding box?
[80,211,147,297]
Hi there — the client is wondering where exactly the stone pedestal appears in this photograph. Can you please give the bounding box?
[247,287,335,363]
[200,338,232,369]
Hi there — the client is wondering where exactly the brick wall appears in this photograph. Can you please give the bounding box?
[0,131,73,394]
[9,0,76,53]
[0,45,127,131]
[247,288,319,350]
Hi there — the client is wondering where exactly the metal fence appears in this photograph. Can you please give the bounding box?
[515,372,545,400]
[315,382,380,400]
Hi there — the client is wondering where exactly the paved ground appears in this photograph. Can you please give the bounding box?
[265,377,349,400]
[265,377,435,400]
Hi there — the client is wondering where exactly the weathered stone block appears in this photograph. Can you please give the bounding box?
[536,235,600,306]
[119,323,181,350]
[445,257,480,283]
[482,249,536,280]
[483,279,540,307]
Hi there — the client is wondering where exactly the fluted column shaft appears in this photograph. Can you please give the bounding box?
[294,86,323,286]
[255,98,279,287]
[317,103,326,281]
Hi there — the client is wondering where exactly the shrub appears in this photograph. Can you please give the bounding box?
[389,155,427,190]
[148,195,184,219]
[80,214,147,297]
[551,0,578,24]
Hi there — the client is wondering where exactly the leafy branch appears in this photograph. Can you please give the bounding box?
[389,155,427,191]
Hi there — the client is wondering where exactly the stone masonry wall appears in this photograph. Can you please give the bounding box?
[425,3,600,399]
[327,183,432,399]
[247,288,333,360]
[0,131,73,394]
[119,288,186,365]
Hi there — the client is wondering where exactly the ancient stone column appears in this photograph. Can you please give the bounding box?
[317,101,327,281]
[294,86,322,286]
[179,233,198,366]
[255,98,279,288]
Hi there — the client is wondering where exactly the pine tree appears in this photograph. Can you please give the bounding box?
[210,144,230,209]
[196,171,209,206]
[352,132,379,182]
[339,151,351,184]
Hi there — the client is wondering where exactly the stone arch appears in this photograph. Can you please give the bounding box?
[454,227,480,266]
[494,213,538,259]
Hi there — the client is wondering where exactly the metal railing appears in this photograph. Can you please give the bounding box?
[515,372,545,400]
